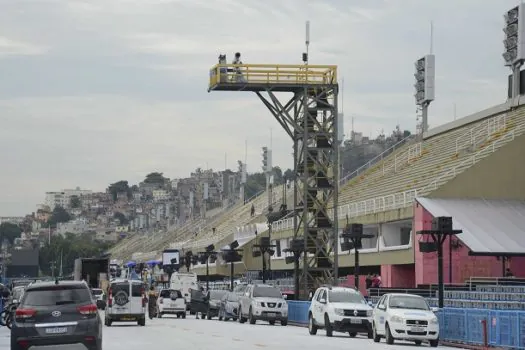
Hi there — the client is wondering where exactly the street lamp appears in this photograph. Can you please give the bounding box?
[221,240,243,291]
[197,244,217,291]
[340,219,373,290]
[416,216,462,309]
[283,238,306,299]
[183,251,194,273]
[252,237,275,283]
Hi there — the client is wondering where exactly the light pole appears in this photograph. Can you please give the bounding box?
[197,244,217,291]
[221,240,243,291]
[416,216,462,309]
[283,238,306,299]
[340,218,373,290]
[252,237,276,283]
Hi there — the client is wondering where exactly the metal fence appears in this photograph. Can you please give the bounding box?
[287,301,525,349]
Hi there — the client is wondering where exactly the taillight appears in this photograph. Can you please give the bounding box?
[77,304,98,315]
[142,296,147,307]
[108,289,113,307]
[15,308,36,320]
[159,298,163,304]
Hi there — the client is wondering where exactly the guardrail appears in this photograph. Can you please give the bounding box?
[339,135,414,185]
[455,113,507,154]
[287,301,525,348]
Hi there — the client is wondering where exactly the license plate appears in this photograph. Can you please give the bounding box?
[410,327,425,332]
[267,313,276,318]
[350,319,362,324]
[121,317,135,321]
[45,327,67,334]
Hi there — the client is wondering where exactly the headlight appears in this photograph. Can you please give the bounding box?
[390,316,403,323]
[366,310,373,317]
[281,302,287,308]
[430,317,439,324]
[334,308,344,316]
[256,302,264,307]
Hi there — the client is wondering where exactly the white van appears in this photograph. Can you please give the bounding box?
[170,272,198,309]
[104,279,147,326]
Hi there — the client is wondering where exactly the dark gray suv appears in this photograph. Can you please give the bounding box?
[10,280,102,350]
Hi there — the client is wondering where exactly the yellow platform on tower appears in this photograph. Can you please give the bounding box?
[208,64,337,92]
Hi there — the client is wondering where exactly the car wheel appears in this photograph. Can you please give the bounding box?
[281,319,287,326]
[414,340,422,346]
[349,332,357,338]
[385,323,394,345]
[429,339,439,347]
[181,313,186,319]
[269,320,275,325]
[372,323,380,342]
[324,314,333,337]
[308,314,318,335]
[138,318,146,326]
[249,308,256,325]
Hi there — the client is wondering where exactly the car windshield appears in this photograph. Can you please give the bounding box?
[160,289,182,298]
[253,287,283,299]
[328,290,366,304]
[22,285,92,306]
[227,293,239,302]
[209,290,227,300]
[389,295,430,310]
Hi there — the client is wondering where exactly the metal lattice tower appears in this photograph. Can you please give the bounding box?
[208,63,339,298]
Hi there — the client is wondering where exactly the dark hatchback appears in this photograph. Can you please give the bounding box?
[10,280,102,350]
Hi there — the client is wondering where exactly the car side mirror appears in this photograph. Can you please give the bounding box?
[431,307,439,313]
[377,304,386,311]
[319,298,327,304]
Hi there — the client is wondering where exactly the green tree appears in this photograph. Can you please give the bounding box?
[108,180,131,201]
[0,222,22,246]
[47,206,71,229]
[39,233,111,277]
[70,195,81,209]
[144,172,165,184]
[113,212,129,225]
[283,168,294,181]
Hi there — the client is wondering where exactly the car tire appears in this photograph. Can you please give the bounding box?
[372,323,380,343]
[281,319,287,326]
[324,314,333,337]
[308,314,318,335]
[181,313,186,319]
[367,330,374,339]
[249,308,256,325]
[429,339,439,347]
[138,317,146,326]
[269,320,275,325]
[349,332,357,338]
[385,323,394,345]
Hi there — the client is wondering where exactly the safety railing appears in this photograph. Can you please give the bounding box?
[287,302,525,348]
[420,129,515,195]
[209,64,337,89]
[455,113,507,154]
[339,135,414,185]
[383,142,422,174]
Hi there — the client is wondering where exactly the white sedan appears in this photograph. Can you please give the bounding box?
[372,293,439,347]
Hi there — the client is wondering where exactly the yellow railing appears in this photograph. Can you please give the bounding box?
[209,63,337,89]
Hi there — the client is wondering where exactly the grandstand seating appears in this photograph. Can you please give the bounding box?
[271,106,525,231]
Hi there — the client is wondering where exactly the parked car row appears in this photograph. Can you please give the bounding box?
[307,285,440,347]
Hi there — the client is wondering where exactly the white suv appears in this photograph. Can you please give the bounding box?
[157,288,186,318]
[238,284,288,326]
[308,286,373,338]
[372,293,439,347]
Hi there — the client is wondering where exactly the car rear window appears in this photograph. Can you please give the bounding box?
[111,282,144,297]
[92,289,103,296]
[22,285,92,306]
[160,289,182,298]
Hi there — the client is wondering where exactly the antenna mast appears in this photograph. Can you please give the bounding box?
[303,20,310,64]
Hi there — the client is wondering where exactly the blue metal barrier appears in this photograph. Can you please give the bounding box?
[288,301,525,348]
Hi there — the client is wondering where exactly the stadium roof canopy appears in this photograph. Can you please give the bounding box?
[416,198,525,257]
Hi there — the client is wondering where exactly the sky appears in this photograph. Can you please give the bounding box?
[0,0,519,216]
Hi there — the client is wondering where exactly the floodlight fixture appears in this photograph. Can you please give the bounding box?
[414,55,435,106]
[503,4,525,67]
[416,216,462,309]
[230,240,239,250]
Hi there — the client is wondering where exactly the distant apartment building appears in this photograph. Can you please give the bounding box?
[56,218,89,236]
[0,216,25,225]
[152,189,169,202]
[45,187,92,210]
[95,230,119,243]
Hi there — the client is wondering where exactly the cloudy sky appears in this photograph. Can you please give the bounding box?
[0,0,518,215]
